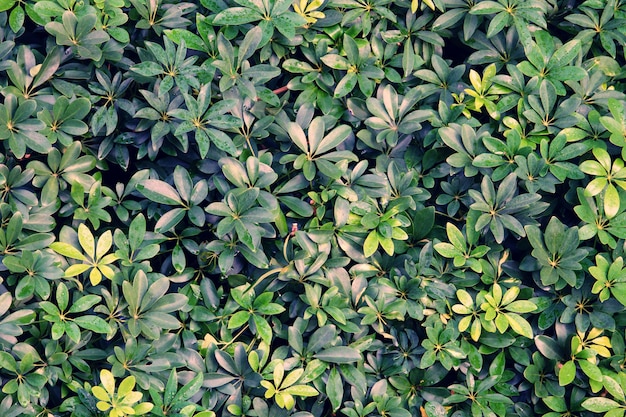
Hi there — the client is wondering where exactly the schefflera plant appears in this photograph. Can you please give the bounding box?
[2,0,626,415]
[92,370,153,417]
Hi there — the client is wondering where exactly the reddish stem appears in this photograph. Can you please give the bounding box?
[273,85,289,94]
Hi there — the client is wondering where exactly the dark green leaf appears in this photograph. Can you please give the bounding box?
[314,347,362,363]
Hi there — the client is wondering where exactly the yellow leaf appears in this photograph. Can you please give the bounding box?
[308,0,323,10]
[379,236,394,256]
[92,386,110,402]
[458,315,472,332]
[273,362,285,386]
[96,230,113,260]
[29,64,42,77]
[96,401,111,411]
[90,267,103,286]
[471,318,482,341]
[588,327,603,339]
[121,391,142,405]
[283,393,295,409]
[469,69,482,91]
[118,375,136,397]
[281,368,304,389]
[100,369,116,396]
[119,405,136,414]
[134,402,154,414]
[100,264,116,279]
[591,344,612,358]
[592,335,612,347]
[261,380,275,398]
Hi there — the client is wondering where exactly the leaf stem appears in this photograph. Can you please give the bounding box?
[434,210,464,222]
[272,85,289,94]
[243,266,284,295]
[245,136,257,158]
[221,324,249,349]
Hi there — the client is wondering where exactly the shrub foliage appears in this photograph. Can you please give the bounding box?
[1,0,626,416]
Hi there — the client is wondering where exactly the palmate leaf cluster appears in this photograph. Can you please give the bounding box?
[2,0,626,416]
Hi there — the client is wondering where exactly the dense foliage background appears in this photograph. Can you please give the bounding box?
[1,0,626,415]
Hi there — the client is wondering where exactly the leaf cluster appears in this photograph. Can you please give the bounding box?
[1,0,626,416]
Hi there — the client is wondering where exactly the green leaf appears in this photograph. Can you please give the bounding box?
[446,222,465,250]
[164,29,206,51]
[173,371,204,403]
[559,360,576,386]
[238,26,262,67]
[15,275,34,300]
[605,184,621,219]
[470,1,504,14]
[582,397,622,413]
[207,128,238,156]
[68,295,101,314]
[505,312,533,339]
[131,62,164,77]
[361,212,380,229]
[424,402,447,417]
[363,232,378,258]
[171,243,185,273]
[155,207,186,234]
[334,73,357,98]
[321,54,350,70]
[550,66,587,81]
[204,373,236,388]
[252,314,272,344]
[0,351,17,372]
[50,242,87,261]
[228,311,250,329]
[434,242,462,258]
[214,7,262,25]
[56,282,69,312]
[326,367,343,412]
[315,125,351,155]
[579,359,603,382]
[604,375,626,402]
[283,59,315,73]
[485,11,509,38]
[506,300,537,314]
[128,214,146,251]
[284,384,319,397]
[543,396,567,413]
[535,335,563,360]
[307,325,336,353]
[314,346,362,363]
[489,350,505,377]
[137,179,183,206]
[339,364,367,395]
[412,207,435,239]
[474,153,504,168]
[551,38,581,68]
[611,282,626,306]
[0,0,16,11]
[9,6,25,33]
[74,316,111,333]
